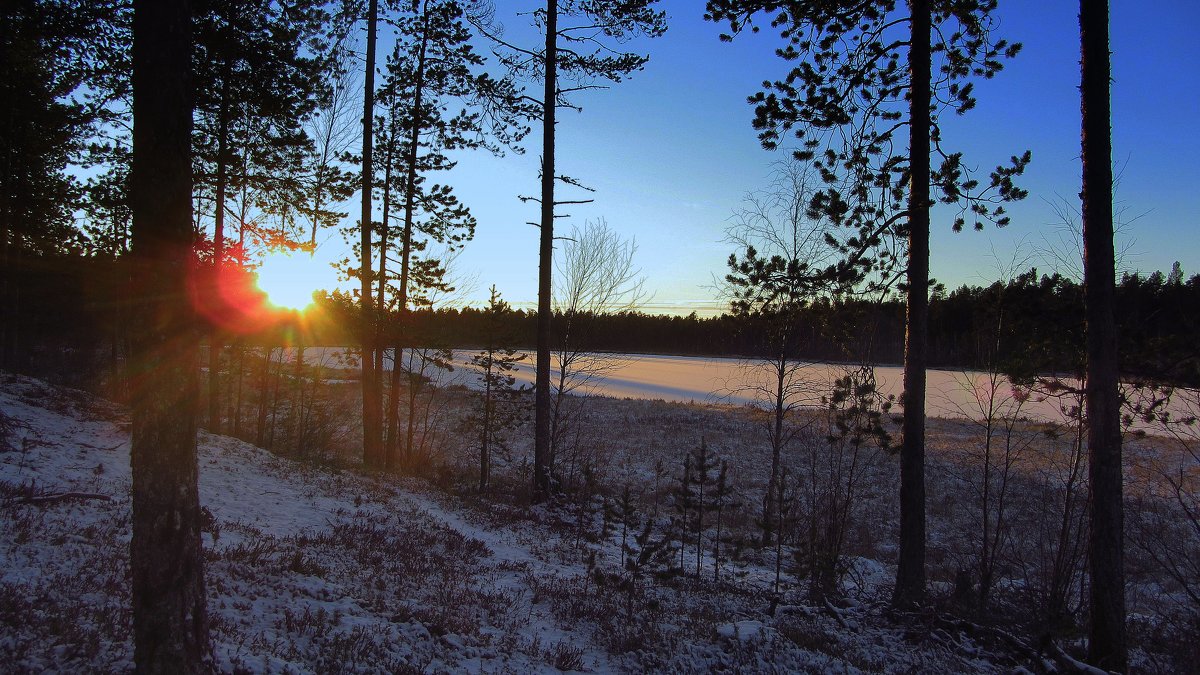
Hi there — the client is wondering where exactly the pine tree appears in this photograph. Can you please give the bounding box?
[358,0,383,469]
[1079,0,1125,668]
[375,0,528,470]
[622,517,673,619]
[471,0,666,500]
[691,437,720,577]
[192,0,327,432]
[672,451,695,571]
[1,0,125,369]
[711,460,739,582]
[468,286,527,491]
[707,0,1029,608]
[129,0,209,668]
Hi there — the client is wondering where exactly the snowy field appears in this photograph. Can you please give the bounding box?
[1,373,1194,672]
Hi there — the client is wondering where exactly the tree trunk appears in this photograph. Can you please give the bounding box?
[129,0,210,670]
[894,0,930,609]
[1080,0,1126,669]
[359,0,383,469]
[533,0,557,500]
[762,352,786,546]
[207,65,230,434]
[390,8,429,471]
[480,356,492,491]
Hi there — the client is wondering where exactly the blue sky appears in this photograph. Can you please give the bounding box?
[316,0,1200,314]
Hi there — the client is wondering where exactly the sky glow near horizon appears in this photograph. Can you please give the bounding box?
[302,0,1200,315]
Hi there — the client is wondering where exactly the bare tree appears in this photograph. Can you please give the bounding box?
[549,218,645,487]
[130,0,209,669]
[723,163,844,546]
[469,0,666,500]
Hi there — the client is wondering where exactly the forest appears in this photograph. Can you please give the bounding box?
[1,0,1196,673]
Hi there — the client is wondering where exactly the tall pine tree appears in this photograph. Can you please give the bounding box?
[471,0,666,499]
[706,0,1029,607]
[1079,0,1125,668]
[129,0,209,668]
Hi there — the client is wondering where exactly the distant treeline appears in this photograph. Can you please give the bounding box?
[8,255,1200,387]
[378,266,1200,386]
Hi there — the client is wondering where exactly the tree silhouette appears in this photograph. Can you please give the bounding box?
[129,0,209,668]
[1079,0,1126,668]
[706,0,1029,608]
[471,0,666,499]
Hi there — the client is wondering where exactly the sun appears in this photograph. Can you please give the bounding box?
[254,250,332,311]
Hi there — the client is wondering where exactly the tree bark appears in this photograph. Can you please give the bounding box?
[130,0,210,670]
[208,64,230,434]
[1080,0,1126,669]
[391,6,430,471]
[893,0,930,609]
[534,0,558,500]
[360,0,383,469]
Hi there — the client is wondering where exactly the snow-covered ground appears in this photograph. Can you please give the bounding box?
[0,373,1191,672]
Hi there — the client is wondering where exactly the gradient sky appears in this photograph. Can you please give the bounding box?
[311,0,1200,315]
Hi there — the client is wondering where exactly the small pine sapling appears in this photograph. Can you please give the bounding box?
[690,437,721,577]
[671,452,696,572]
[622,519,674,620]
[468,287,527,491]
[711,460,740,582]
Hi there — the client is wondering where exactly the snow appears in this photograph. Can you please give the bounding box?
[2,372,1177,672]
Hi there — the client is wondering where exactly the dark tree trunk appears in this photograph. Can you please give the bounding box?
[480,356,493,491]
[129,0,210,670]
[534,0,557,500]
[207,66,230,433]
[762,351,785,546]
[1080,0,1126,669]
[390,9,429,471]
[360,0,383,468]
[894,0,930,609]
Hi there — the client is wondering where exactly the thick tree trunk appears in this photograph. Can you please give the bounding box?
[129,0,210,670]
[893,0,930,609]
[360,0,383,468]
[1080,1,1126,669]
[533,0,558,500]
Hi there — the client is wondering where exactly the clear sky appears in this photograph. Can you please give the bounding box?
[312,0,1200,315]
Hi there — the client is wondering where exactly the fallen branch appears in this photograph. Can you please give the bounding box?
[7,492,112,507]
[823,597,850,629]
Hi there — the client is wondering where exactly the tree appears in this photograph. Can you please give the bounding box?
[550,218,645,485]
[471,0,666,500]
[192,0,327,432]
[724,163,846,546]
[468,285,527,490]
[129,0,209,669]
[802,365,890,603]
[1,0,127,370]
[706,0,1029,608]
[375,0,529,470]
[358,0,383,469]
[1079,0,1125,668]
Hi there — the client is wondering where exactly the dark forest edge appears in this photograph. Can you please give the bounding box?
[7,255,1199,389]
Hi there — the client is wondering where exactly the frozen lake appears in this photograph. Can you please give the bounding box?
[287,348,1122,425]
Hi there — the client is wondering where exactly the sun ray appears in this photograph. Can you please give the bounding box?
[254,250,333,311]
